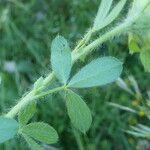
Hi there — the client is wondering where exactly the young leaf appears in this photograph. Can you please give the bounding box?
[93,0,113,29]
[22,122,58,144]
[18,101,36,126]
[140,48,150,72]
[128,33,141,54]
[99,0,127,30]
[22,134,44,150]
[68,57,123,88]
[66,90,92,133]
[51,35,72,84]
[0,117,19,143]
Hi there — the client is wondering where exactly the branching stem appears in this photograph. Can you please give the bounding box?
[5,9,140,118]
[6,86,65,118]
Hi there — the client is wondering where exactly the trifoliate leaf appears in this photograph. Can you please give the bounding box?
[68,57,123,88]
[22,134,44,150]
[22,122,58,144]
[51,35,72,84]
[0,117,19,143]
[18,101,36,126]
[140,48,150,72]
[66,90,92,133]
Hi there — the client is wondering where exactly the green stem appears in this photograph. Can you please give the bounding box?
[34,86,65,99]
[73,129,85,150]
[72,22,130,63]
[5,23,129,119]
[5,8,141,118]
[5,86,64,118]
[73,30,92,53]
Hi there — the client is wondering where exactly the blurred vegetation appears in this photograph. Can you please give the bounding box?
[0,0,150,150]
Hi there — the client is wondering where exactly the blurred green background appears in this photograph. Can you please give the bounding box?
[0,0,150,150]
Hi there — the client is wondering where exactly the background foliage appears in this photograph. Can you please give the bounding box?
[0,0,150,149]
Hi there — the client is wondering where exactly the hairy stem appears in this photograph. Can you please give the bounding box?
[73,29,93,53]
[5,23,130,118]
[72,22,131,63]
[6,86,64,118]
[5,11,139,118]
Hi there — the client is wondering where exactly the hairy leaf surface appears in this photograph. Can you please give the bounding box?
[94,0,126,30]
[18,101,36,126]
[68,57,123,88]
[66,90,92,133]
[22,122,58,144]
[51,35,71,84]
[23,134,44,150]
[94,0,113,29]
[99,0,127,29]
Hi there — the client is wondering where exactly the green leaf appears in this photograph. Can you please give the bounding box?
[134,3,150,30]
[22,134,44,150]
[68,57,123,88]
[66,90,92,133]
[93,0,126,30]
[143,29,150,47]
[0,117,19,143]
[140,48,150,72]
[22,122,58,144]
[94,0,113,29]
[99,0,127,30]
[51,35,72,84]
[127,0,150,20]
[128,33,141,54]
[18,101,36,126]
[126,130,146,137]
